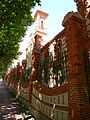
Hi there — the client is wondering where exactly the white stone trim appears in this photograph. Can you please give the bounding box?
[32,87,68,106]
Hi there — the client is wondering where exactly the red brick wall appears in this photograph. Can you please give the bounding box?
[63,13,90,120]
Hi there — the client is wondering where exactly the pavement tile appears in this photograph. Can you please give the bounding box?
[0,81,35,120]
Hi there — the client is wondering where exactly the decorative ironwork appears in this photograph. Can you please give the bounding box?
[38,36,68,88]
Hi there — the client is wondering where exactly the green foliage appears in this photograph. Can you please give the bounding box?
[53,64,58,75]
[0,0,41,76]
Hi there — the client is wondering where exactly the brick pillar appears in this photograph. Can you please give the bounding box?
[20,60,27,85]
[16,62,20,82]
[29,47,40,104]
[62,12,90,120]
[86,13,90,102]
[74,0,87,18]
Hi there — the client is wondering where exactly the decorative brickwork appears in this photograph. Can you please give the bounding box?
[63,12,90,120]
[74,0,88,18]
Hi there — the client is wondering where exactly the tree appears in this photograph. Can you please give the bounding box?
[0,0,41,76]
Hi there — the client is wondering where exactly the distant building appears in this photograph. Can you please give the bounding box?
[26,10,48,68]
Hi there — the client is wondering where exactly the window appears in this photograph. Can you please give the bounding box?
[40,19,44,28]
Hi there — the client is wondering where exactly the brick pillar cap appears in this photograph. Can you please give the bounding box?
[22,59,27,64]
[62,11,84,26]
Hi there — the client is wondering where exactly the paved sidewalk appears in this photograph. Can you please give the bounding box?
[0,81,35,120]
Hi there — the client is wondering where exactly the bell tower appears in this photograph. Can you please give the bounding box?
[34,10,48,49]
